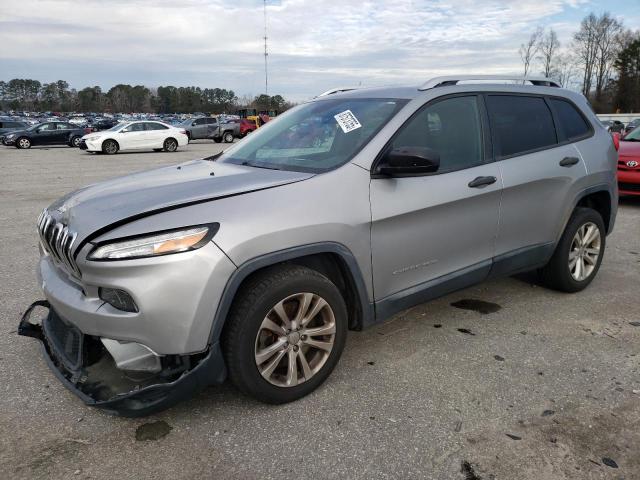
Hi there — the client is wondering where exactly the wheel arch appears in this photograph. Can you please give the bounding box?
[209,243,373,346]
[571,185,615,235]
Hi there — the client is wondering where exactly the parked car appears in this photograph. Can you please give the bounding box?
[89,118,119,131]
[79,120,188,154]
[606,120,625,134]
[180,116,218,140]
[208,118,240,143]
[622,119,640,137]
[0,119,29,143]
[19,75,617,416]
[239,118,258,136]
[3,122,89,148]
[617,126,640,196]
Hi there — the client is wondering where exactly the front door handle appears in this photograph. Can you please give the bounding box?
[559,156,580,167]
[468,176,497,188]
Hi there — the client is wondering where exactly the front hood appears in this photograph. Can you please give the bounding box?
[619,141,640,158]
[46,159,313,245]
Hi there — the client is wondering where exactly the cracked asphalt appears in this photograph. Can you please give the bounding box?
[1,141,639,479]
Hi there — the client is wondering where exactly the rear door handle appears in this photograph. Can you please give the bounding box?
[468,176,497,188]
[559,156,580,167]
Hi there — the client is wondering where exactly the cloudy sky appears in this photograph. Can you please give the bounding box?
[1,0,638,101]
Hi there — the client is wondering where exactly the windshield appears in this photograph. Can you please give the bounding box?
[106,122,127,132]
[219,98,408,173]
[623,126,640,141]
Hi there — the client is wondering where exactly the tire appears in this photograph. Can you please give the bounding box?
[539,207,605,293]
[70,136,81,148]
[163,138,178,152]
[102,139,119,155]
[16,137,31,149]
[223,131,234,143]
[213,137,222,143]
[223,265,348,404]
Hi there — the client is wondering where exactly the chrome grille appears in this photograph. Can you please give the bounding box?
[37,210,81,277]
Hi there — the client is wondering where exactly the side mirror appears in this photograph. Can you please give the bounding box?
[376,146,440,177]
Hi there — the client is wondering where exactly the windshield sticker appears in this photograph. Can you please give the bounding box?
[334,110,362,133]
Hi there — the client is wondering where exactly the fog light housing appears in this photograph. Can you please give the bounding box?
[99,287,138,313]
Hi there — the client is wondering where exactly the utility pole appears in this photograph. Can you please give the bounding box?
[263,0,268,96]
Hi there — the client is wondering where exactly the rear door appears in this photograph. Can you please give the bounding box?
[487,94,589,267]
[143,122,170,148]
[54,123,72,144]
[370,94,502,301]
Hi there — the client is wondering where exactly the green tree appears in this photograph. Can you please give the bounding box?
[613,36,640,112]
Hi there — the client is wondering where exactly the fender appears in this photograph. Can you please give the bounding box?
[207,242,374,345]
[559,183,616,241]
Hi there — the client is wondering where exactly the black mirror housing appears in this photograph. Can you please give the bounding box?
[377,146,440,177]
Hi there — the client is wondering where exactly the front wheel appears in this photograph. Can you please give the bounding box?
[163,138,178,152]
[102,139,118,155]
[539,207,605,293]
[223,265,347,404]
[16,137,31,149]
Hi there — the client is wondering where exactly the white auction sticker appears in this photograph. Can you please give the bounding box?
[334,110,362,133]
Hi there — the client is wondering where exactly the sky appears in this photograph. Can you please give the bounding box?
[1,0,638,102]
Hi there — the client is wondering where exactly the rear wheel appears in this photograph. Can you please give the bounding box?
[223,131,234,143]
[223,265,347,404]
[102,139,118,155]
[539,207,605,292]
[70,136,81,147]
[17,137,31,149]
[163,138,178,152]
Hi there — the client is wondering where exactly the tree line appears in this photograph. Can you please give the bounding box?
[0,80,293,114]
[519,12,640,113]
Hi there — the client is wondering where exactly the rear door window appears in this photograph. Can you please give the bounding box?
[548,98,591,142]
[486,95,557,158]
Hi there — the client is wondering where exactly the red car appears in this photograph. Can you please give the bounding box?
[239,118,258,137]
[617,126,640,196]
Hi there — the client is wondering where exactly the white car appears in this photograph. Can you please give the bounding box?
[80,120,188,154]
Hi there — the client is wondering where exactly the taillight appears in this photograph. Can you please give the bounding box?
[612,132,620,151]
[180,129,187,135]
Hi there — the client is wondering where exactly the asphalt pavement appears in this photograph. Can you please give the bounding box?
[1,140,639,479]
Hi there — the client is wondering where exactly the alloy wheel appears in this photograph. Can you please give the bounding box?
[254,292,336,387]
[18,138,30,148]
[569,221,601,281]
[165,139,177,152]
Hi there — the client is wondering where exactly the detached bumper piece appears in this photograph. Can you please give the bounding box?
[19,301,226,417]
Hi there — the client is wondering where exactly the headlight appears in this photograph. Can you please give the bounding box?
[88,225,217,260]
[5,133,15,139]
[85,136,100,142]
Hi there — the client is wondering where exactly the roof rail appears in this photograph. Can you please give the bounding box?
[419,75,561,90]
[316,87,359,97]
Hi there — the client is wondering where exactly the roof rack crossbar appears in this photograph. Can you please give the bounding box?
[419,75,561,90]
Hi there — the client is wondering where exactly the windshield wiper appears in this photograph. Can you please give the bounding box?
[241,161,282,170]
[203,151,224,161]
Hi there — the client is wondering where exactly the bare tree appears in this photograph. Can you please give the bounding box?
[538,29,560,77]
[554,53,578,89]
[519,27,544,76]
[573,13,599,96]
[593,13,623,101]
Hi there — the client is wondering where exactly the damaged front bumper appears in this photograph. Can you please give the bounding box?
[19,300,227,417]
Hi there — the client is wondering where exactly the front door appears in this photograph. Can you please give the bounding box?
[370,95,502,302]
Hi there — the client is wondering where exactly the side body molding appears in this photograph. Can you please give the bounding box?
[208,242,375,345]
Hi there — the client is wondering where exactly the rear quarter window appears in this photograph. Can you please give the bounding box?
[486,95,557,158]
[548,98,592,141]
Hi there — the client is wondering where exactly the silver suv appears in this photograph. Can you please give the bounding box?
[20,76,618,416]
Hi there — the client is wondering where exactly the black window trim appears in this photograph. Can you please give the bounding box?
[483,92,595,162]
[371,92,492,178]
[546,96,595,144]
